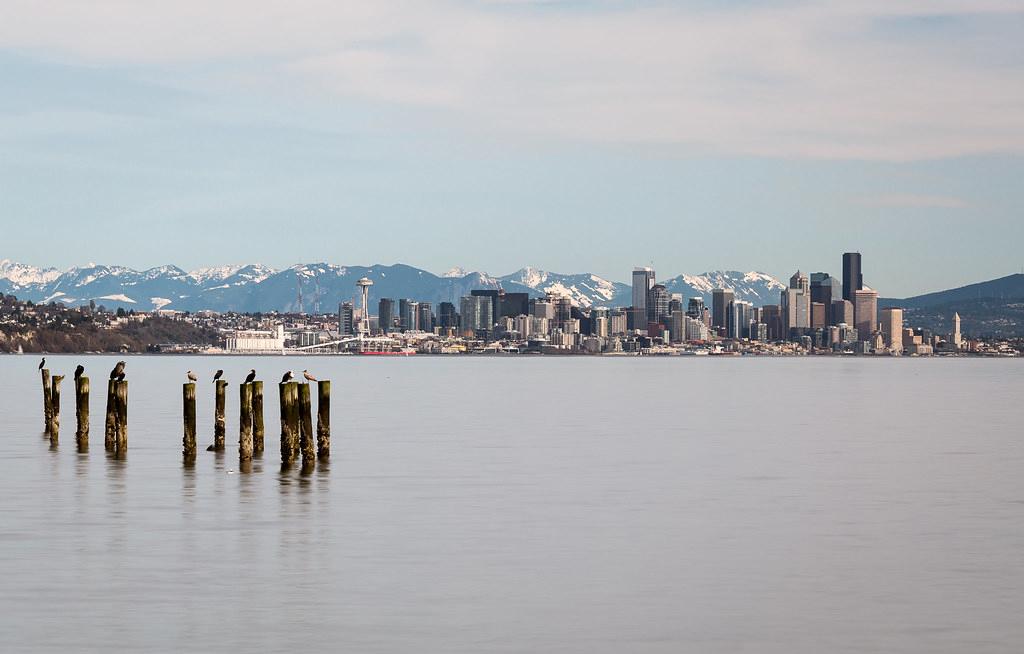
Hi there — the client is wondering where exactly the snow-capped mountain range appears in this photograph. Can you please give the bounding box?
[0,259,785,312]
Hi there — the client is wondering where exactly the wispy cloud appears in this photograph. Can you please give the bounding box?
[2,1,1023,160]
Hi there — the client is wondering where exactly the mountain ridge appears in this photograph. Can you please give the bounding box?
[0,260,785,313]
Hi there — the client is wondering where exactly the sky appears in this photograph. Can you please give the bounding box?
[1,0,1023,297]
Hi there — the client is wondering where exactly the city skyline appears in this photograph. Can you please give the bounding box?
[3,3,1024,296]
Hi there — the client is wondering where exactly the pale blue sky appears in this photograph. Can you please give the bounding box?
[2,1,1023,296]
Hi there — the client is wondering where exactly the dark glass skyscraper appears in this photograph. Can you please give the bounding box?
[842,252,863,302]
[438,301,458,329]
[378,298,394,333]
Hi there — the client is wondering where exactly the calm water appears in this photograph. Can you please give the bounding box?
[1,355,1022,653]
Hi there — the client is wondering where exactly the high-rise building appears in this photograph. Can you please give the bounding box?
[952,312,962,349]
[398,298,414,332]
[761,304,783,340]
[712,288,734,330]
[531,298,555,320]
[460,295,493,335]
[632,267,655,329]
[471,290,501,328]
[879,307,903,353]
[500,292,530,318]
[810,272,841,324]
[686,297,705,318]
[668,311,685,343]
[338,302,354,336]
[438,301,458,329]
[810,302,827,329]
[781,271,810,334]
[842,252,863,302]
[417,302,433,333]
[609,309,628,335]
[854,288,878,341]
[832,299,854,326]
[647,284,670,324]
[378,298,395,334]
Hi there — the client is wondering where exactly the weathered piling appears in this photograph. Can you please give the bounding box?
[75,376,89,448]
[252,381,265,454]
[316,380,331,459]
[298,382,315,463]
[41,369,52,434]
[113,380,128,451]
[49,375,63,442]
[183,382,197,459]
[239,382,253,460]
[280,381,299,463]
[213,379,227,451]
[104,379,117,449]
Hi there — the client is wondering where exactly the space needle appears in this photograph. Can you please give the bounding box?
[356,277,373,334]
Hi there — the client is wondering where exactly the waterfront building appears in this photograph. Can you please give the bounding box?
[225,324,286,353]
[952,312,962,349]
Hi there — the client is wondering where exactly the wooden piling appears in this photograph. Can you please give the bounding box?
[75,376,89,448]
[252,381,264,454]
[298,382,315,463]
[183,382,197,458]
[280,381,299,463]
[239,382,253,460]
[104,379,117,450]
[41,369,52,434]
[113,380,128,451]
[49,375,63,442]
[213,379,227,451]
[316,380,330,459]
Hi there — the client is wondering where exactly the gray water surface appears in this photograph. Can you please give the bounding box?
[1,355,1022,653]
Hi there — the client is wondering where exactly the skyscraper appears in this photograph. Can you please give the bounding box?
[398,298,414,332]
[842,252,863,302]
[952,312,962,349]
[854,288,878,341]
[712,288,734,330]
[471,289,501,328]
[500,292,530,318]
[632,267,655,329]
[832,299,854,326]
[338,302,354,336]
[378,298,394,334]
[810,272,841,324]
[438,301,458,329]
[686,297,704,318]
[460,295,493,335]
[417,302,433,333]
[879,307,903,353]
[647,283,670,324]
[781,271,810,334]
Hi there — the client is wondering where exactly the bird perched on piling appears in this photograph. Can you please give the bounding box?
[74,365,85,380]
[281,370,294,383]
[109,361,126,380]
[244,369,256,384]
[38,357,45,370]
[302,370,318,383]
[116,372,126,382]
[186,370,198,382]
[213,370,224,382]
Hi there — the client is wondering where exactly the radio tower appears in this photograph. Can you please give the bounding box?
[356,277,373,334]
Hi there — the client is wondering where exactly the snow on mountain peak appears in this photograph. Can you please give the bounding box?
[441,267,468,278]
[0,260,63,286]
